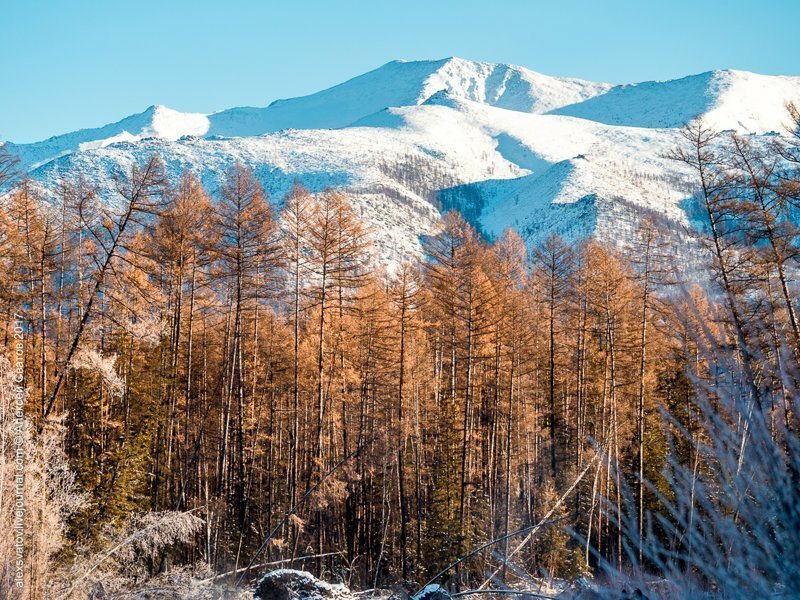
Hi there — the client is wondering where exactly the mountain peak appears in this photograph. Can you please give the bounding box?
[202,57,612,139]
[551,67,800,132]
[141,105,209,139]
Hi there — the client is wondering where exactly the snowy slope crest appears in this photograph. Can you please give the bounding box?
[5,105,209,170]
[551,69,800,133]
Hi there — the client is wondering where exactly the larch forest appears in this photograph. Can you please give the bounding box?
[2,106,800,599]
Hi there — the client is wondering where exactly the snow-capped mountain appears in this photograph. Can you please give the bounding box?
[3,57,799,266]
[6,57,613,170]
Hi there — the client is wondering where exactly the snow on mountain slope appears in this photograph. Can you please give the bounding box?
[206,57,612,137]
[25,95,697,265]
[8,57,611,170]
[358,93,692,231]
[550,69,800,133]
[25,115,515,265]
[5,105,210,170]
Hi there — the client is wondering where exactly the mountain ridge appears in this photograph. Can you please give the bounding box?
[550,68,800,132]
[5,56,617,170]
[5,58,797,171]
[4,56,799,268]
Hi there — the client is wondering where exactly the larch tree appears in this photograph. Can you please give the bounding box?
[214,163,279,536]
[280,183,317,512]
[669,123,763,408]
[42,154,167,426]
[532,233,574,481]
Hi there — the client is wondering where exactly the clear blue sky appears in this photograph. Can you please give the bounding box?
[2,0,799,142]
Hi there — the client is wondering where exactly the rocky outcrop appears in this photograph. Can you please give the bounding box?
[411,584,451,600]
[254,569,354,600]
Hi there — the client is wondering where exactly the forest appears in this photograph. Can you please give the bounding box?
[1,107,800,599]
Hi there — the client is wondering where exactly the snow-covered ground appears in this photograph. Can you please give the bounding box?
[4,57,798,266]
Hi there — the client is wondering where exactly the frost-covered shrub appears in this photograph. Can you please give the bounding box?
[113,511,205,578]
[70,347,126,397]
[0,351,201,598]
[0,356,85,600]
[589,309,800,598]
[55,510,205,598]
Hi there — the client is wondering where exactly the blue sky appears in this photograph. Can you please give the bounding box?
[2,0,799,142]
